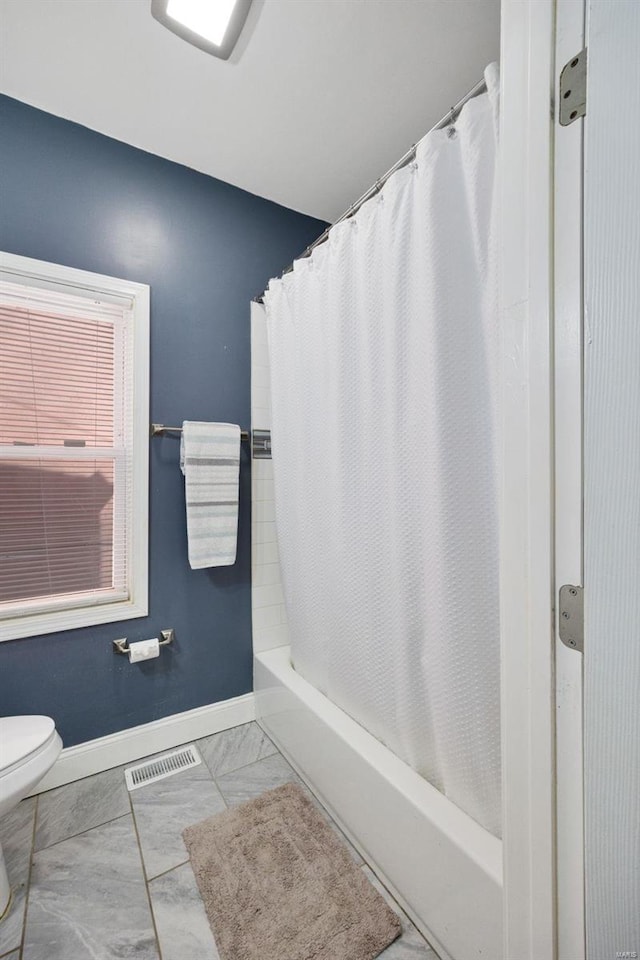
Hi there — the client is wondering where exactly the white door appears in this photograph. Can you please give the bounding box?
[498,2,638,954]
[556,3,640,958]
[582,3,640,959]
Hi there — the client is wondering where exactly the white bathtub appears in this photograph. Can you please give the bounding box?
[254,646,503,960]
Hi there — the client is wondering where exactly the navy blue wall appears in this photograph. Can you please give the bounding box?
[0,95,325,747]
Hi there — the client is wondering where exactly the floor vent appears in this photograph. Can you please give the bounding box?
[124,744,202,791]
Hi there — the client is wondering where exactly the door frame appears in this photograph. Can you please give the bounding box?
[553,0,586,956]
[499,1,586,957]
[499,2,556,954]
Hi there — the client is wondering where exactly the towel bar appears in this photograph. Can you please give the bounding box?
[151,423,249,441]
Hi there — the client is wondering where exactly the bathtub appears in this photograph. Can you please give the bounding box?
[254,645,503,960]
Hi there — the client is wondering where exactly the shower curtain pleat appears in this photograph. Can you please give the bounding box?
[264,63,502,838]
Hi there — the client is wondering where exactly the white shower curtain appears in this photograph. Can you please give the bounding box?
[264,64,501,838]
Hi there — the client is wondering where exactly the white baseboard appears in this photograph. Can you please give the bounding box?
[31,692,255,795]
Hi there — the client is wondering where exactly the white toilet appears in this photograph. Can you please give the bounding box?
[0,716,62,918]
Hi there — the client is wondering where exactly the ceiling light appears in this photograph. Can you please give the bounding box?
[151,0,252,60]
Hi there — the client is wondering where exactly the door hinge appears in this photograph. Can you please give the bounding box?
[559,48,587,126]
[559,585,584,652]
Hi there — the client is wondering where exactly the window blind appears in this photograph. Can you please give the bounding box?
[0,280,134,621]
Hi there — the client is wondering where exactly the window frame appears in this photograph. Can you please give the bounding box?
[0,252,150,641]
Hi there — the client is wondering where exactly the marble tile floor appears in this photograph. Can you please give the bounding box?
[0,721,437,960]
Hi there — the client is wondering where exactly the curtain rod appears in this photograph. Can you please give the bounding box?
[253,76,487,304]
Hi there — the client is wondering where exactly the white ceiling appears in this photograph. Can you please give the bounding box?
[0,0,500,222]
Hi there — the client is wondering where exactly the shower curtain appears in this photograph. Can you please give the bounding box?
[264,64,501,838]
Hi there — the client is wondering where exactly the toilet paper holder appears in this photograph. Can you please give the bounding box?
[113,629,175,656]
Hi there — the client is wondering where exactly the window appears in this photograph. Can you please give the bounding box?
[0,253,149,641]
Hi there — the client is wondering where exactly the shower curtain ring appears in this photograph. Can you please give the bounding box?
[447,106,457,138]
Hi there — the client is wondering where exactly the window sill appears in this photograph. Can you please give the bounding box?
[0,597,149,642]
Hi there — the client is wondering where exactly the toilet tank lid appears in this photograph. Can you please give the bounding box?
[0,715,56,772]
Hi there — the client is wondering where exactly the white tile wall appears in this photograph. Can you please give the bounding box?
[252,521,277,545]
[251,303,290,654]
[252,499,276,524]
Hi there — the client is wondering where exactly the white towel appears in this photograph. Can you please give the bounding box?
[180,421,240,568]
